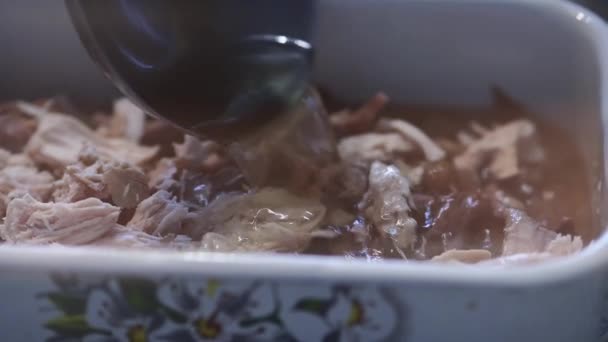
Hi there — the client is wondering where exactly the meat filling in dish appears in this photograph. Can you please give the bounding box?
[0,90,591,265]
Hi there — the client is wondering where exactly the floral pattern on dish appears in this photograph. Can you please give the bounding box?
[40,274,404,342]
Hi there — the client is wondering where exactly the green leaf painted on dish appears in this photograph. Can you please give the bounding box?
[46,293,87,315]
[293,298,333,316]
[119,278,159,313]
[44,315,102,337]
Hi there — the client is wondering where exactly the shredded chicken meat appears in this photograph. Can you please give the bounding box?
[127,190,188,236]
[2,192,119,245]
[0,93,590,265]
[52,146,149,209]
[18,102,158,169]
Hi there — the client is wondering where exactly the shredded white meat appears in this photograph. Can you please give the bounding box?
[0,164,54,216]
[53,146,148,208]
[337,132,414,163]
[454,119,537,179]
[128,190,189,236]
[18,102,158,169]
[1,192,119,245]
[377,118,446,161]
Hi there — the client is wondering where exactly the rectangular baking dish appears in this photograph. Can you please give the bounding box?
[1,1,608,341]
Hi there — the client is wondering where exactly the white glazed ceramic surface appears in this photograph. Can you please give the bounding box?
[0,1,608,341]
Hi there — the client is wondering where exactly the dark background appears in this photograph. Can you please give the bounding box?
[578,1,608,17]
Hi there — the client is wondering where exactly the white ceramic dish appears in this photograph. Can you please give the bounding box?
[1,0,608,341]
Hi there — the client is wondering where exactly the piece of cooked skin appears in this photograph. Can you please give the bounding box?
[330,92,389,136]
[127,190,189,236]
[18,102,158,169]
[185,188,326,252]
[53,146,149,208]
[431,249,492,264]
[1,192,119,245]
[337,132,414,164]
[359,161,417,256]
[377,118,446,162]
[454,119,537,180]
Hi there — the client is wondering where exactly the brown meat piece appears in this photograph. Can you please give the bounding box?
[96,98,145,142]
[330,92,389,136]
[1,192,119,245]
[337,132,414,164]
[127,190,188,236]
[359,161,417,255]
[19,102,158,169]
[454,120,538,180]
[53,146,149,208]
[0,103,38,153]
[185,188,326,252]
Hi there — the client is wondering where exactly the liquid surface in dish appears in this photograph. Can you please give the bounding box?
[0,89,590,265]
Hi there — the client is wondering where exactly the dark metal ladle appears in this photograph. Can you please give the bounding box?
[65,0,316,140]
